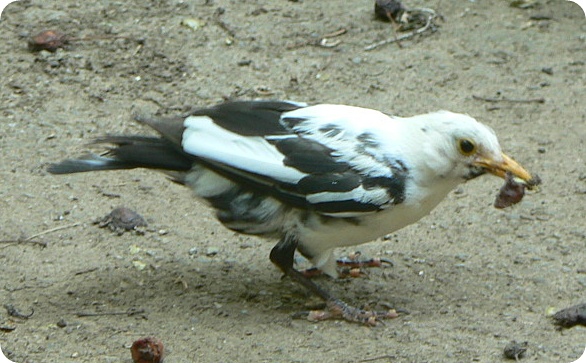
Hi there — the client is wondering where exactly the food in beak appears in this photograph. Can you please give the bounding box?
[494,172,541,209]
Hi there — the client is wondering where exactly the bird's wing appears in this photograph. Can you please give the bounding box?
[182,101,409,217]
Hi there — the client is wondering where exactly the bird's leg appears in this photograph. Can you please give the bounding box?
[270,237,399,325]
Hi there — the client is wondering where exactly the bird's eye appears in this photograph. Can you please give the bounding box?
[457,138,477,156]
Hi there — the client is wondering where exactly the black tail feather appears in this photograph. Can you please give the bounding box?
[47,136,193,175]
[47,154,134,174]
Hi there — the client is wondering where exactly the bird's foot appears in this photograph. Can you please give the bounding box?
[271,240,401,326]
[301,267,325,278]
[297,298,400,326]
[336,251,394,269]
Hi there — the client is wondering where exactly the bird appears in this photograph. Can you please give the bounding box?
[48,100,539,325]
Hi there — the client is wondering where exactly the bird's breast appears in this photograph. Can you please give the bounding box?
[296,180,456,256]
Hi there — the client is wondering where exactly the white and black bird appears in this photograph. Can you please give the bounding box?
[48,100,539,324]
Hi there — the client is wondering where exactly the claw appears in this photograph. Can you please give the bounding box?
[336,251,395,269]
[301,267,324,278]
[301,299,400,325]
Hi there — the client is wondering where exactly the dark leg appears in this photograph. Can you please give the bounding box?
[269,236,399,325]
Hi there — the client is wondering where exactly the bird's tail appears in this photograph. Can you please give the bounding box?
[47,136,193,175]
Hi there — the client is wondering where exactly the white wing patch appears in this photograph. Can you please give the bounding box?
[306,186,390,206]
[182,116,306,184]
[282,105,401,178]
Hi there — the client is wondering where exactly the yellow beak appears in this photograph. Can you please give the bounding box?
[473,153,540,189]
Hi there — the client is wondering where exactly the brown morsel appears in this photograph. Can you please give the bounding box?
[131,337,165,363]
[374,0,406,22]
[28,30,69,52]
[494,172,526,209]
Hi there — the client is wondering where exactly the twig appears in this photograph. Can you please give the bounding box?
[318,29,347,48]
[365,8,437,51]
[359,355,396,362]
[23,223,81,242]
[74,267,99,275]
[0,223,81,248]
[76,308,145,317]
[68,35,130,42]
[5,304,34,319]
[472,95,545,104]
[214,8,237,38]
[287,28,348,50]
[322,28,347,38]
[0,238,47,248]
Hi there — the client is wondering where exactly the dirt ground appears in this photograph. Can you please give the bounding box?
[1,0,585,362]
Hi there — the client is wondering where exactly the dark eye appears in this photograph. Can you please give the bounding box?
[458,139,476,156]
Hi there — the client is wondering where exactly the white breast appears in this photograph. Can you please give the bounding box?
[292,178,458,276]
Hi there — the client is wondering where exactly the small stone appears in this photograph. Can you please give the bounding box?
[206,247,219,256]
[180,18,203,31]
[28,30,68,52]
[455,254,469,262]
[541,67,553,75]
[129,245,142,254]
[503,341,528,360]
[132,260,147,271]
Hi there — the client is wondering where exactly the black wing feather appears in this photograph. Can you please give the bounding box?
[274,137,349,174]
[194,100,305,136]
[297,173,362,194]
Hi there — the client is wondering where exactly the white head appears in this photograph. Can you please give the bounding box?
[400,111,534,189]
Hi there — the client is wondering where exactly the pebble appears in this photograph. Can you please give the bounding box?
[132,260,147,271]
[206,247,219,256]
[503,341,528,360]
[455,254,469,262]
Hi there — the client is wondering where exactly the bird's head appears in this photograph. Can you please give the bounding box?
[408,111,539,189]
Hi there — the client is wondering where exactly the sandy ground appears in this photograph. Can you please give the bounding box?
[1,0,585,362]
